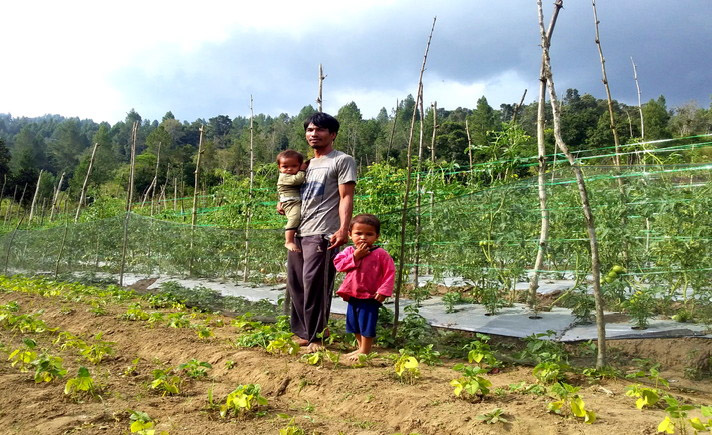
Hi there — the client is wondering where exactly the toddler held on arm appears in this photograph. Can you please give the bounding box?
[276,150,308,252]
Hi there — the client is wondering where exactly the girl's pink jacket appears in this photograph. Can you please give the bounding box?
[334,246,395,300]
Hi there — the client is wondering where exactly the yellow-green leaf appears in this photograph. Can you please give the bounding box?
[658,416,674,434]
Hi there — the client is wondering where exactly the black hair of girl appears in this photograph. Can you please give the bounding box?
[350,213,380,234]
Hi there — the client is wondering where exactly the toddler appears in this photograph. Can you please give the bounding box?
[334,214,395,362]
[276,150,307,252]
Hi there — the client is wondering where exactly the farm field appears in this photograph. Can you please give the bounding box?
[1,276,710,435]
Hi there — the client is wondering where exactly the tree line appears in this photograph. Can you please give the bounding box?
[0,90,709,210]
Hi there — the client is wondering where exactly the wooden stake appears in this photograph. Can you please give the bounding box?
[528,2,561,313]
[512,89,528,124]
[120,121,139,286]
[539,0,606,368]
[244,96,255,281]
[75,142,99,222]
[317,64,326,112]
[50,172,65,222]
[393,16,436,337]
[631,56,645,139]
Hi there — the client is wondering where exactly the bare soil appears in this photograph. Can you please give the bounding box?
[1,285,711,435]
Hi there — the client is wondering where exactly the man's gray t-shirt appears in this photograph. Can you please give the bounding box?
[298,150,356,237]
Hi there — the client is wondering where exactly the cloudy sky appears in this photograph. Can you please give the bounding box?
[1,0,710,125]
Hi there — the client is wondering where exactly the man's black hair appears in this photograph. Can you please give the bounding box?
[303,112,340,134]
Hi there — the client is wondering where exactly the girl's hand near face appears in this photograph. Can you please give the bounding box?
[353,241,370,261]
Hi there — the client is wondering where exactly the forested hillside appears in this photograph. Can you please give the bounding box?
[0,91,709,227]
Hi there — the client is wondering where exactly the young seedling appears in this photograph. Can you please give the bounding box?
[450,364,492,401]
[266,337,299,356]
[150,368,182,396]
[657,396,698,434]
[64,366,98,399]
[301,350,340,368]
[80,333,115,364]
[393,352,420,385]
[220,384,268,418]
[625,384,662,409]
[178,359,212,379]
[476,408,509,424]
[128,410,168,435]
[32,352,67,383]
[8,338,38,372]
[547,382,596,424]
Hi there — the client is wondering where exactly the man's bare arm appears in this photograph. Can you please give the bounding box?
[328,182,355,250]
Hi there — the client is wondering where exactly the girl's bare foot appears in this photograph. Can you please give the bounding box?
[285,242,301,252]
[347,352,367,363]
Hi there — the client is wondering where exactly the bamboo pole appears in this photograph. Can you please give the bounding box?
[75,142,99,223]
[50,172,65,222]
[538,0,606,367]
[393,16,436,337]
[465,119,474,174]
[430,102,438,162]
[54,189,71,279]
[317,64,326,112]
[412,93,427,293]
[3,214,25,275]
[528,2,561,313]
[243,97,255,281]
[29,170,43,224]
[4,185,18,226]
[385,99,399,161]
[511,89,528,124]
[188,125,205,276]
[119,121,139,287]
[631,56,644,139]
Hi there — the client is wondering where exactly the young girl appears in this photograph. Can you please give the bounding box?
[334,214,395,361]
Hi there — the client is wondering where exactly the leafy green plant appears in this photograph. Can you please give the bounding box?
[547,382,596,424]
[442,291,463,313]
[450,364,491,401]
[266,337,299,356]
[407,343,441,366]
[301,350,340,368]
[463,334,499,368]
[79,333,115,364]
[64,366,98,399]
[533,361,569,385]
[476,408,509,424]
[625,384,662,409]
[277,414,307,435]
[121,304,150,321]
[657,396,697,434]
[129,410,168,435]
[32,353,67,383]
[220,384,268,418]
[515,330,568,364]
[195,325,213,339]
[8,338,38,372]
[166,313,191,328]
[178,359,212,379]
[689,406,712,433]
[150,368,182,396]
[622,287,657,329]
[393,351,420,385]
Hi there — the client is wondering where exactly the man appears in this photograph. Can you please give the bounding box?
[284,112,356,351]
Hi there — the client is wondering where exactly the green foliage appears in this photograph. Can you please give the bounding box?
[235,316,291,349]
[393,353,420,385]
[463,334,499,368]
[220,384,268,418]
[150,368,182,396]
[301,350,340,368]
[621,287,657,329]
[533,361,569,385]
[266,337,299,356]
[129,410,168,435]
[625,384,662,410]
[547,382,596,424]
[515,330,568,364]
[476,408,509,425]
[178,359,212,379]
[7,338,38,372]
[450,364,491,401]
[64,366,98,398]
[32,352,67,383]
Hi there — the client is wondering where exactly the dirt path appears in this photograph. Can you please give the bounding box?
[1,282,710,434]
